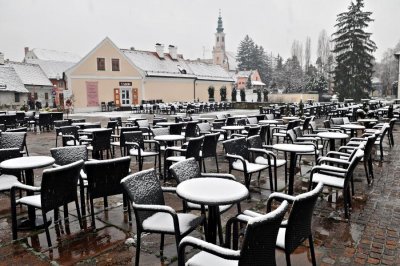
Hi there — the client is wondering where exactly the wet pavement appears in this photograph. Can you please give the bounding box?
[0,110,399,265]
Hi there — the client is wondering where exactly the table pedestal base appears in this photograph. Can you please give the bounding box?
[206,206,219,244]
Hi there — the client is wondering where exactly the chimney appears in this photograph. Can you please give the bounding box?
[0,52,4,65]
[155,43,164,59]
[168,45,178,60]
[130,47,135,51]
[24,47,29,55]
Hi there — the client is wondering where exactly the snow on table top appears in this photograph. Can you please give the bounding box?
[176,178,248,205]
[154,135,185,141]
[0,156,55,170]
[357,119,378,123]
[340,124,365,130]
[317,132,349,139]
[259,120,279,124]
[273,143,315,153]
[82,128,108,132]
[221,126,245,130]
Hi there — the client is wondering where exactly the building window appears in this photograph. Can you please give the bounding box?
[112,59,120,71]
[222,37,225,42]
[97,58,105,71]
[217,37,219,42]
[14,93,20,102]
[45,92,49,100]
[34,92,38,100]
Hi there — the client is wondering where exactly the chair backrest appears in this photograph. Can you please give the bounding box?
[0,147,21,164]
[91,129,112,151]
[38,112,51,125]
[293,126,303,138]
[50,145,88,165]
[106,121,117,132]
[309,121,317,132]
[284,182,323,254]
[247,117,258,125]
[124,131,145,150]
[197,122,212,133]
[247,135,263,149]
[323,120,331,128]
[0,132,26,151]
[226,117,236,126]
[239,201,289,266]
[343,149,364,184]
[342,117,351,124]
[201,132,220,158]
[151,127,169,136]
[363,134,378,160]
[212,121,224,130]
[169,123,183,135]
[302,117,311,131]
[223,137,249,161]
[259,124,269,144]
[265,114,274,120]
[120,168,165,225]
[85,156,131,199]
[331,117,344,125]
[136,119,150,128]
[169,157,201,183]
[185,136,204,160]
[51,112,63,122]
[110,117,122,126]
[184,121,198,138]
[40,160,84,213]
[54,120,70,128]
[286,129,297,143]
[236,118,246,126]
[119,127,139,146]
[286,120,297,131]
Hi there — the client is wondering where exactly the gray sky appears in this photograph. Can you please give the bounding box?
[1,0,399,63]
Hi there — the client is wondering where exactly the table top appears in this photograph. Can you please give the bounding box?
[259,120,279,124]
[72,122,92,126]
[156,122,181,127]
[221,126,245,131]
[176,178,248,206]
[357,119,378,123]
[231,115,247,119]
[272,143,315,153]
[0,156,55,170]
[82,128,109,132]
[317,132,349,139]
[340,124,365,130]
[281,116,300,120]
[154,134,185,141]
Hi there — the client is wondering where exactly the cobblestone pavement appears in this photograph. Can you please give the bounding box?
[0,110,398,265]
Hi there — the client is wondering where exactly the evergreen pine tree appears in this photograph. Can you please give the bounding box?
[332,0,377,101]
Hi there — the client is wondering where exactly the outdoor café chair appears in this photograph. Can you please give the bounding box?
[0,131,29,156]
[10,160,84,247]
[121,168,204,266]
[178,200,289,266]
[126,131,161,172]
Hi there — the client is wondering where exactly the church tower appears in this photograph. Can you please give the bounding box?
[212,11,228,69]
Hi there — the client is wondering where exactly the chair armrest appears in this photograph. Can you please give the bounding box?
[296,136,317,141]
[248,147,275,157]
[178,236,240,263]
[166,147,186,153]
[266,192,295,212]
[162,186,177,193]
[318,157,350,165]
[225,153,245,162]
[125,141,140,149]
[11,183,41,192]
[326,151,350,158]
[311,165,348,175]
[200,173,236,180]
[132,203,176,214]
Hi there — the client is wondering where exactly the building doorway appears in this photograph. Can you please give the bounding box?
[120,87,131,106]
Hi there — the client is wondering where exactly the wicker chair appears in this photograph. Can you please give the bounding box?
[200,132,220,172]
[60,126,87,146]
[37,112,52,132]
[10,160,84,247]
[309,150,363,218]
[54,120,70,147]
[0,131,28,156]
[85,156,131,227]
[169,123,184,135]
[0,148,22,194]
[247,135,287,191]
[88,129,113,159]
[126,131,161,172]
[178,200,289,266]
[111,127,139,156]
[50,145,89,215]
[121,168,204,266]
[223,137,270,191]
[184,121,198,140]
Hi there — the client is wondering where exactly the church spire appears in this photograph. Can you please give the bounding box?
[217,9,224,33]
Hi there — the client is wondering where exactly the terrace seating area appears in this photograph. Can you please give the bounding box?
[0,98,399,265]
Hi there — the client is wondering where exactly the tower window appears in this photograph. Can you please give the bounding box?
[97,58,105,71]
[217,37,219,42]
[222,37,225,42]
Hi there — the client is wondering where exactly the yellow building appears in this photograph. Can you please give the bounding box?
[65,37,234,112]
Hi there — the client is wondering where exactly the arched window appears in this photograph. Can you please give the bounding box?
[217,37,219,42]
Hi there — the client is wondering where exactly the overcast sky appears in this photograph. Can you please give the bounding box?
[1,0,399,64]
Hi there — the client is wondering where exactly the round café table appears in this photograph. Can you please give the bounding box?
[272,143,315,195]
[259,120,279,125]
[177,178,248,244]
[317,132,348,151]
[0,156,55,229]
[340,124,365,138]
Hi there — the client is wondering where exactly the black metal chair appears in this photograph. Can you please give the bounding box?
[169,123,184,135]
[50,145,89,215]
[54,120,70,147]
[110,127,139,156]
[121,168,204,266]
[10,160,84,247]
[88,129,113,159]
[200,132,220,172]
[247,135,287,191]
[223,137,270,191]
[60,125,88,147]
[184,121,198,140]
[0,148,22,194]
[125,131,161,172]
[85,156,131,228]
[178,200,289,266]
[37,112,52,132]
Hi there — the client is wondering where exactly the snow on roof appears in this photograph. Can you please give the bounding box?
[30,48,81,62]
[122,49,233,82]
[26,59,76,79]
[0,65,29,93]
[7,61,52,86]
[252,80,266,86]
[225,51,238,71]
[234,70,253,78]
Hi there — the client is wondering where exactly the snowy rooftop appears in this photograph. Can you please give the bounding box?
[28,48,81,62]
[7,61,52,86]
[26,59,76,79]
[122,49,233,81]
[0,65,29,93]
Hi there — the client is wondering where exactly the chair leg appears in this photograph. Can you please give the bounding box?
[217,213,224,245]
[63,204,69,224]
[160,233,165,260]
[11,189,18,240]
[75,199,83,230]
[135,232,141,266]
[309,235,317,266]
[285,251,291,266]
[368,157,374,181]
[364,160,370,184]
[80,185,86,216]
[90,197,96,228]
[42,210,52,247]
